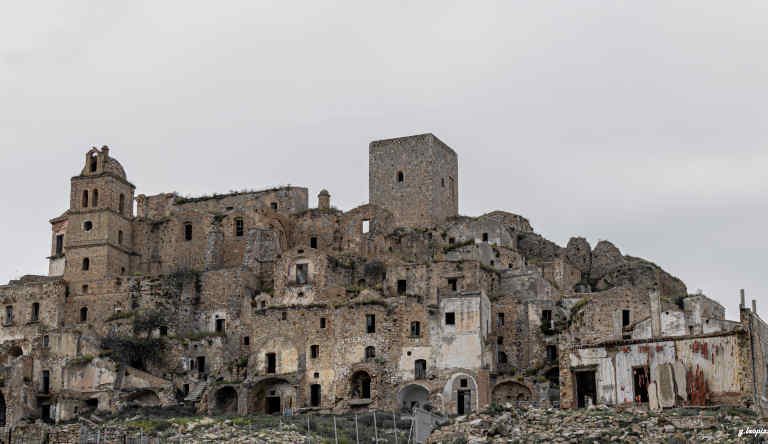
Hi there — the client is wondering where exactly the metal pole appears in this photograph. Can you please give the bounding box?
[354,414,359,444]
[392,410,398,444]
[373,411,378,442]
[333,416,338,444]
[307,415,311,444]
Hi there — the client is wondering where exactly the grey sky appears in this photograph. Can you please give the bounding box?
[1,1,766,319]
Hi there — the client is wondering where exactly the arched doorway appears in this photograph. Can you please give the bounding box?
[492,381,533,405]
[128,390,161,407]
[350,371,372,399]
[398,384,430,412]
[214,386,238,415]
[249,378,294,415]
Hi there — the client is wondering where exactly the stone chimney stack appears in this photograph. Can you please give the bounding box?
[650,289,661,338]
[318,189,330,210]
[752,299,757,314]
[740,289,746,310]
[101,145,110,157]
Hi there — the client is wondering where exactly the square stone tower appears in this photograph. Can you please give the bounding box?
[369,133,458,228]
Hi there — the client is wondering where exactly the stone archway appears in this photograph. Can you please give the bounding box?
[443,373,479,415]
[213,386,238,415]
[492,381,533,405]
[397,384,430,412]
[127,390,161,407]
[350,370,372,400]
[249,378,295,415]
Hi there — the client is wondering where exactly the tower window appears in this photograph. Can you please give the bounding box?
[31,303,40,322]
[118,230,123,244]
[55,235,64,256]
[92,189,99,207]
[119,194,125,214]
[89,155,97,172]
[310,344,320,359]
[80,307,88,323]
[235,218,244,237]
[82,190,89,208]
[82,258,90,271]
[397,171,404,182]
[83,221,93,231]
[184,223,193,241]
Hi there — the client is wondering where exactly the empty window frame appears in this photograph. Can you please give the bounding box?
[55,235,64,256]
[310,344,320,359]
[362,220,370,234]
[31,303,40,322]
[397,171,404,182]
[215,318,225,333]
[410,321,421,337]
[497,312,505,327]
[82,258,90,271]
[414,359,427,379]
[235,217,244,237]
[445,312,456,326]
[80,307,88,323]
[266,353,277,373]
[622,310,631,327]
[310,237,318,249]
[365,346,376,360]
[397,280,407,295]
[184,223,193,241]
[366,314,376,333]
[295,263,309,285]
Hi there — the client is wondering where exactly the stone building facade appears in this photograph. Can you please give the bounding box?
[0,133,765,434]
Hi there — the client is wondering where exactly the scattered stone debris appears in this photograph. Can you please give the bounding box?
[427,404,765,443]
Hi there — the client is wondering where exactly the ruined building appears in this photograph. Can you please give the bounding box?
[0,134,766,432]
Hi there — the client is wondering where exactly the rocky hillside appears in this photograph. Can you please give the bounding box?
[427,404,763,443]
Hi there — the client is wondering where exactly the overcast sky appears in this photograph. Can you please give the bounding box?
[1,1,765,319]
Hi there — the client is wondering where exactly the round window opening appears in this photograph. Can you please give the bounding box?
[83,221,93,231]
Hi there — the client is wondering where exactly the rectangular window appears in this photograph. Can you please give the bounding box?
[622,309,631,327]
[296,263,308,285]
[310,384,321,407]
[4,306,12,325]
[410,321,421,337]
[542,309,552,328]
[235,218,244,237]
[448,278,458,292]
[497,312,505,327]
[266,353,276,373]
[445,312,456,326]
[184,223,193,241]
[320,318,326,328]
[397,280,407,295]
[310,237,318,249]
[243,336,250,345]
[362,220,370,234]
[55,235,64,256]
[270,202,278,210]
[215,318,225,334]
[546,345,558,362]
[366,314,375,333]
[310,344,319,359]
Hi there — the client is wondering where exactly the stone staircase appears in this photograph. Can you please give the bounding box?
[184,381,208,403]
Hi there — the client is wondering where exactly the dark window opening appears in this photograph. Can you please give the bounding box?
[410,321,421,337]
[235,218,244,237]
[215,318,225,334]
[542,309,552,329]
[119,194,125,214]
[320,317,326,328]
[310,384,321,407]
[55,235,64,256]
[397,280,407,295]
[83,221,93,231]
[295,263,308,285]
[397,171,404,182]
[89,155,97,172]
[31,303,40,322]
[281,311,287,320]
[622,310,631,327]
[243,336,250,345]
[92,189,99,207]
[118,230,123,244]
[351,371,371,399]
[82,190,89,208]
[196,356,206,374]
[497,312,505,327]
[460,378,468,388]
[449,237,455,245]
[632,367,650,403]
[82,257,90,271]
[445,312,456,326]
[415,359,427,379]
[82,285,89,294]
[183,384,190,396]
[448,278,458,292]
[310,344,319,359]
[310,237,317,249]
[184,223,193,241]
[41,370,50,394]
[43,335,49,348]
[366,314,375,333]
[159,326,168,336]
[497,336,503,345]
[441,178,445,187]
[266,353,276,374]
[270,202,278,210]
[365,346,376,360]
[498,351,508,364]
[546,345,558,362]
[4,306,13,325]
[575,370,597,408]
[482,233,489,242]
[80,307,88,323]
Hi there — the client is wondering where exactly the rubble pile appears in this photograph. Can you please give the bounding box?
[427,405,765,443]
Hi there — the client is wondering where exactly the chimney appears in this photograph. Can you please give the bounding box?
[752,299,757,314]
[650,289,661,338]
[740,289,746,310]
[101,145,109,157]
[318,189,330,210]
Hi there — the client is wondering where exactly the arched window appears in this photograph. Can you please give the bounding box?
[397,171,404,182]
[82,258,90,271]
[89,154,98,172]
[82,190,89,208]
[365,346,376,360]
[92,189,99,207]
[31,302,40,322]
[119,194,126,214]
[80,307,88,323]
